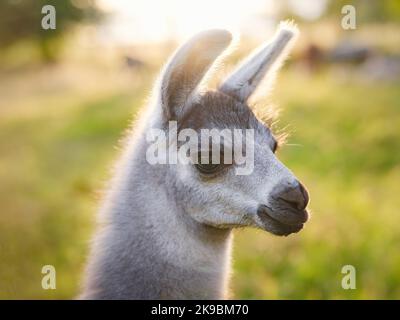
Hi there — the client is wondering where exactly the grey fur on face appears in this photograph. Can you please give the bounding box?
[80,21,309,300]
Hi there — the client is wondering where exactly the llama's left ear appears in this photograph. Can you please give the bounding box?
[220,21,298,103]
[159,29,232,122]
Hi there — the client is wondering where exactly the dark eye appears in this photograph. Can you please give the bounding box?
[272,140,278,153]
[195,163,223,174]
[195,152,225,175]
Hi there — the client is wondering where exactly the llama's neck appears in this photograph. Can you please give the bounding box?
[82,125,232,299]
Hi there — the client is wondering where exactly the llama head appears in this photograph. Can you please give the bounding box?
[149,21,309,236]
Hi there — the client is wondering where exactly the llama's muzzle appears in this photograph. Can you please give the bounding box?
[256,180,310,236]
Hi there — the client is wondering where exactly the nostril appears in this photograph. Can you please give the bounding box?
[275,181,309,211]
[279,197,302,211]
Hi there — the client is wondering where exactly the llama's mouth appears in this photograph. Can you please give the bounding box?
[256,205,307,236]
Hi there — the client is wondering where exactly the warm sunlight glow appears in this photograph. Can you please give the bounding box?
[97,0,277,44]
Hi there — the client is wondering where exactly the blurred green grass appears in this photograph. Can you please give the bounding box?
[0,64,399,299]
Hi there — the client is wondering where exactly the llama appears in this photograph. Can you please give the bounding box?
[80,21,310,299]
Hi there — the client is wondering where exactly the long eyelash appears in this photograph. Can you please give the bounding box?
[252,104,290,146]
[253,103,280,127]
[275,130,289,146]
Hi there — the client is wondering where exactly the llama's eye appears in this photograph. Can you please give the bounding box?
[195,152,225,175]
[195,163,224,174]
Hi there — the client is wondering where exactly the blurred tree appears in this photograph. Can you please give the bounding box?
[0,0,103,63]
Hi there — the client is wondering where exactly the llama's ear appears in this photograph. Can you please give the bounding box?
[159,29,232,121]
[219,21,298,103]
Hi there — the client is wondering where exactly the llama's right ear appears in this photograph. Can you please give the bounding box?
[159,30,232,122]
[219,21,298,103]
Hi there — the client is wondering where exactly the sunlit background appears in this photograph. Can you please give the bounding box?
[0,0,399,299]
[77,0,333,46]
[96,0,292,43]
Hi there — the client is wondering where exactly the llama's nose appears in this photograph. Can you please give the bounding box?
[274,181,309,211]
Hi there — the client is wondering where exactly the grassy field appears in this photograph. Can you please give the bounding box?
[0,60,399,299]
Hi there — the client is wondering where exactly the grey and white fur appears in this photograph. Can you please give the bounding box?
[80,21,310,300]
